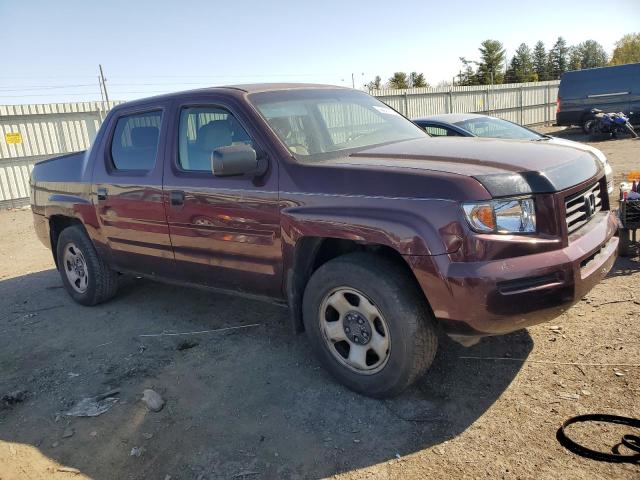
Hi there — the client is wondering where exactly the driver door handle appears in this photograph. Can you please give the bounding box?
[97,188,108,201]
[170,190,185,207]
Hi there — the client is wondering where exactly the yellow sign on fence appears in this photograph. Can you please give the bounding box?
[5,132,22,144]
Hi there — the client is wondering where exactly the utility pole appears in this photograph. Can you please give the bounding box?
[99,64,109,103]
[98,75,105,102]
[351,72,364,89]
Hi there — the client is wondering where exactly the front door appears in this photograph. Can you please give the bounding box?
[92,106,174,277]
[163,101,282,299]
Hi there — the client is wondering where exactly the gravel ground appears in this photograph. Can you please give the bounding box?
[0,128,638,480]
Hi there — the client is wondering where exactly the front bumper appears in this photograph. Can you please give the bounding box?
[33,211,51,249]
[406,210,619,338]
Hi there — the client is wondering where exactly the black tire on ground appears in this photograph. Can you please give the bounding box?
[619,228,632,257]
[56,225,118,306]
[302,252,438,398]
[582,117,595,134]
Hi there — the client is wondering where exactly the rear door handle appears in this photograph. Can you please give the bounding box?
[170,190,185,207]
[97,188,108,201]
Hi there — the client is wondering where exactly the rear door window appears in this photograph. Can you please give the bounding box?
[110,111,162,171]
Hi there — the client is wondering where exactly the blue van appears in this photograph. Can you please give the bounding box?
[556,63,639,131]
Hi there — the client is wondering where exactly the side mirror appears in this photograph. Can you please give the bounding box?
[211,144,258,177]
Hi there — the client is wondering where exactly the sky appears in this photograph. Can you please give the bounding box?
[0,0,638,104]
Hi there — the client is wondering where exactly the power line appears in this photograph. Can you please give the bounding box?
[0,73,328,80]
[0,83,96,91]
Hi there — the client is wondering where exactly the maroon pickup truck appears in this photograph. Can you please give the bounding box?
[31,84,618,397]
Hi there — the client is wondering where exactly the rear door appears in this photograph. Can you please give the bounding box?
[92,105,174,277]
[163,99,282,298]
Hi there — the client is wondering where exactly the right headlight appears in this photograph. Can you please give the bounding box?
[462,197,536,234]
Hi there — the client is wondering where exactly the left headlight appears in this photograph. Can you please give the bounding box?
[462,197,536,234]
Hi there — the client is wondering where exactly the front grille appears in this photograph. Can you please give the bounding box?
[565,182,602,234]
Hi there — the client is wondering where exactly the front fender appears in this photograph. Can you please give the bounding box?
[281,195,464,257]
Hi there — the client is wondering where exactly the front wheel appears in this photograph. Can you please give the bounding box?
[56,225,118,306]
[302,252,438,398]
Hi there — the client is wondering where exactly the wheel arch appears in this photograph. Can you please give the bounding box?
[285,236,434,334]
[48,215,87,268]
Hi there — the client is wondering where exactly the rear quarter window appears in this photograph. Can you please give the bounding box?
[422,125,449,137]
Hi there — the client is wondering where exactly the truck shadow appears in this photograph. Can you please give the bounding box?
[606,255,639,278]
[0,269,532,479]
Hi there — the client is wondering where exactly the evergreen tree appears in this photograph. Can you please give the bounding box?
[548,37,570,79]
[388,72,409,89]
[506,43,537,83]
[477,39,506,84]
[408,72,428,88]
[577,40,608,68]
[568,47,582,71]
[533,41,548,81]
[457,57,479,86]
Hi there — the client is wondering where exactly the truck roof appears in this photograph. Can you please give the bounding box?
[111,83,348,109]
[223,83,347,93]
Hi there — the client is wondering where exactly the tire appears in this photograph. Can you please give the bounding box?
[302,252,438,398]
[619,228,632,258]
[582,117,595,134]
[56,225,118,306]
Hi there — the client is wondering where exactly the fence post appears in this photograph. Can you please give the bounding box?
[520,86,524,125]
[485,87,490,113]
[0,166,15,208]
[403,91,409,117]
[55,120,68,154]
[447,88,453,113]
[545,83,550,125]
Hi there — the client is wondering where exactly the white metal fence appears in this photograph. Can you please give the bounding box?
[0,80,559,208]
[371,80,560,125]
[0,101,120,208]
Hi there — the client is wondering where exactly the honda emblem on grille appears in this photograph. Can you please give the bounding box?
[584,193,596,218]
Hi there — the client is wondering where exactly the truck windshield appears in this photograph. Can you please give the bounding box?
[249,89,426,159]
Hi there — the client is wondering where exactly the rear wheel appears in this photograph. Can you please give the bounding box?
[56,225,118,305]
[582,117,595,134]
[302,252,438,398]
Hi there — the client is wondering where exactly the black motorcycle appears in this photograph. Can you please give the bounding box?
[585,108,638,139]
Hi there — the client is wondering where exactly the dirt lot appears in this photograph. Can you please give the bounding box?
[1,129,639,480]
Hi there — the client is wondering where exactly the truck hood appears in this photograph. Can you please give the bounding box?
[339,137,602,196]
